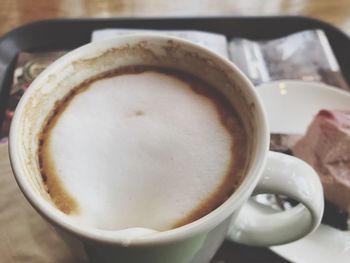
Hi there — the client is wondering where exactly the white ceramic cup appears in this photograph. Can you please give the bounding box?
[9,35,324,263]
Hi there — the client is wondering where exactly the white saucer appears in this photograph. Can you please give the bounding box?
[257,80,350,134]
[256,80,350,263]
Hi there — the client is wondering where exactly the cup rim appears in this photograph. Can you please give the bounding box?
[9,34,269,245]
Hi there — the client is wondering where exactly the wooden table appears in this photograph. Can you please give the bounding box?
[1,0,350,36]
[1,0,349,262]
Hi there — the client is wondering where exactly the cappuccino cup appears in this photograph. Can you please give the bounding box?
[9,35,324,263]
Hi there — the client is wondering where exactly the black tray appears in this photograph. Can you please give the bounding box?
[1,16,350,129]
[1,16,350,262]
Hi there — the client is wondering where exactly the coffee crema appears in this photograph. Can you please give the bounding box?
[38,66,248,231]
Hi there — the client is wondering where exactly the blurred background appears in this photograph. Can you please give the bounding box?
[1,0,350,36]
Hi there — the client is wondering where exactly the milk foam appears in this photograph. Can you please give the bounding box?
[46,71,234,231]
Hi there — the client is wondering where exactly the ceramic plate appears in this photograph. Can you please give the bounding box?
[256,80,350,263]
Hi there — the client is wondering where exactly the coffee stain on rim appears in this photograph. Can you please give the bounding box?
[39,109,79,215]
[167,68,249,229]
[72,41,160,69]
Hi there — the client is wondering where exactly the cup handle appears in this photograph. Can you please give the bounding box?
[226,151,324,246]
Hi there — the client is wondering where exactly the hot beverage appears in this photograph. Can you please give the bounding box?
[38,66,249,231]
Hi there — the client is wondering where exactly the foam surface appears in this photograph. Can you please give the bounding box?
[46,71,234,230]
